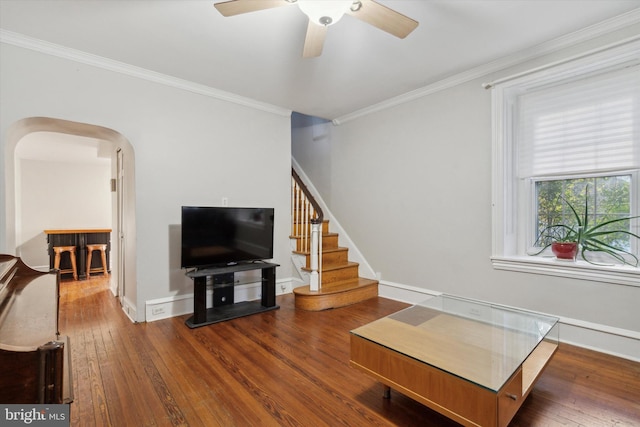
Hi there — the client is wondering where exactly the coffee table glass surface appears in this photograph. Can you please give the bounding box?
[350,294,559,392]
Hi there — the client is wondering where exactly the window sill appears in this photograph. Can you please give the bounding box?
[491,256,640,288]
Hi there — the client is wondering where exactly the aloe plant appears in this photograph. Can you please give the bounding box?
[531,190,640,267]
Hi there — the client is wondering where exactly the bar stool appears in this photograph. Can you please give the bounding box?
[53,246,78,280]
[86,244,109,278]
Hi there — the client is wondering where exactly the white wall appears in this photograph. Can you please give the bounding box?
[0,41,292,322]
[293,26,640,359]
[16,158,112,268]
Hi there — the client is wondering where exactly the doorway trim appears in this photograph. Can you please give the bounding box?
[4,117,138,321]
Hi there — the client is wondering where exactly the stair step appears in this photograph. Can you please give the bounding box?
[293,277,379,311]
[293,247,349,269]
[290,187,370,310]
[303,261,359,285]
[291,233,339,252]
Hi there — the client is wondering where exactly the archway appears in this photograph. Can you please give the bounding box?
[4,117,137,318]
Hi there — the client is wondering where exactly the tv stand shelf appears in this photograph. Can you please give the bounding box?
[185,262,279,328]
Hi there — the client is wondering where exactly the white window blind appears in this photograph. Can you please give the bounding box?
[517,65,640,178]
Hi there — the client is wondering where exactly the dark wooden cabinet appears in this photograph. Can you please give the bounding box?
[45,229,111,280]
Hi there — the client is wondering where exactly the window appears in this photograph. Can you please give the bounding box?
[534,175,635,264]
[491,40,640,286]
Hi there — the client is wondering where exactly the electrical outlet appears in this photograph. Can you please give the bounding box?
[152,306,165,315]
[222,197,228,206]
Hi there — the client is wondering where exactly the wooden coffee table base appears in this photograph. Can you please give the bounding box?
[350,334,557,427]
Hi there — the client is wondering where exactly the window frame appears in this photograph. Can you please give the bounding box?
[490,40,640,287]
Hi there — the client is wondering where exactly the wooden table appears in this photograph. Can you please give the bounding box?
[44,229,111,280]
[350,295,559,427]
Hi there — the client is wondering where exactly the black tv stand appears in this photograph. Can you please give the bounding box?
[185,262,279,328]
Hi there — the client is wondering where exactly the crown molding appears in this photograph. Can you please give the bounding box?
[332,7,640,125]
[0,29,292,118]
[3,7,638,125]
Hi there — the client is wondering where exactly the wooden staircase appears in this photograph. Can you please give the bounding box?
[291,171,378,311]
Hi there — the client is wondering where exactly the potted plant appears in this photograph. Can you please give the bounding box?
[530,189,640,266]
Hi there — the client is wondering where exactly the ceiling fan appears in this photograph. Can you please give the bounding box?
[213,0,419,58]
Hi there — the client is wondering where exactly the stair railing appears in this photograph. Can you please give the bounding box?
[291,168,323,291]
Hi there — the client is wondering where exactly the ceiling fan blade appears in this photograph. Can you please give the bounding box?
[303,21,327,58]
[346,0,418,39]
[214,0,291,17]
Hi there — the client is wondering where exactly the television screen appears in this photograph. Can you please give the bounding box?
[181,206,274,269]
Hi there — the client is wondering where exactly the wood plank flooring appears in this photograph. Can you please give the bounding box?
[59,277,640,426]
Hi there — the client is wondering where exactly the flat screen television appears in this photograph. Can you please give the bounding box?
[181,206,274,269]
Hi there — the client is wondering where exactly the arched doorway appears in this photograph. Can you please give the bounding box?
[4,117,137,319]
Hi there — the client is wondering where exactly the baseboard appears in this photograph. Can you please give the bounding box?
[120,296,137,323]
[378,280,443,303]
[145,277,295,322]
[378,280,640,362]
[558,320,640,363]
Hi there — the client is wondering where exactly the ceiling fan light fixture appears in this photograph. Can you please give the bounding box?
[298,0,353,26]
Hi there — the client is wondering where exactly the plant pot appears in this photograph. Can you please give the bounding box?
[552,242,578,260]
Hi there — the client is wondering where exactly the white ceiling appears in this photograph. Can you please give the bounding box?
[15,132,111,164]
[1,0,640,121]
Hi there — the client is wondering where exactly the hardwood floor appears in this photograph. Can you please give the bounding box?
[59,277,640,426]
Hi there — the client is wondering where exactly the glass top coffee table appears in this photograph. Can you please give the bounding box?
[350,295,559,427]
